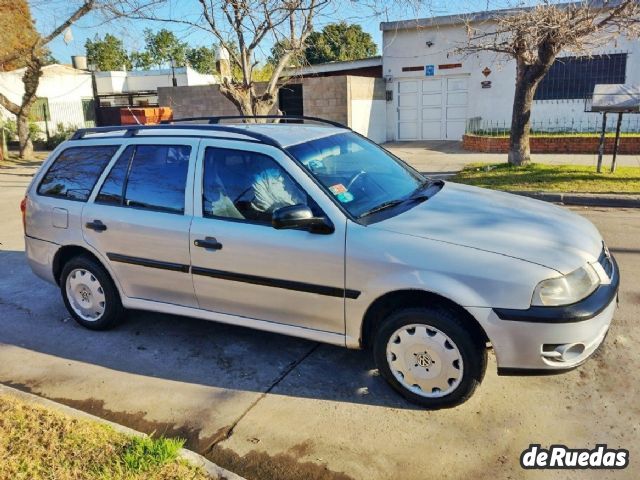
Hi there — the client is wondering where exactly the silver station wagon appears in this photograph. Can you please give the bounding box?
[23,116,619,408]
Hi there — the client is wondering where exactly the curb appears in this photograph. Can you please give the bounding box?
[506,191,640,208]
[0,384,245,480]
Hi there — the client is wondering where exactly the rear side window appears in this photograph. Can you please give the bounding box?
[96,144,191,214]
[37,146,119,201]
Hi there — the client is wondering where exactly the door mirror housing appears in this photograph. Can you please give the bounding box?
[272,204,334,234]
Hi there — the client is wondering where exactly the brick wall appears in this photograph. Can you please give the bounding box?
[463,134,640,154]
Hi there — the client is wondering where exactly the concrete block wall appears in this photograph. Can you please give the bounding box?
[158,76,387,143]
[301,76,349,125]
[347,76,386,143]
[158,85,239,119]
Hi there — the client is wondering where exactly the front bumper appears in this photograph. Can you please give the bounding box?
[467,255,619,373]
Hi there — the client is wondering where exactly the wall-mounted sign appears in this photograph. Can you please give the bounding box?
[401,66,423,72]
[438,63,462,70]
[481,80,492,89]
[425,65,435,76]
[482,67,492,77]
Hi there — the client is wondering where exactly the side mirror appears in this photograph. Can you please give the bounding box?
[272,204,334,234]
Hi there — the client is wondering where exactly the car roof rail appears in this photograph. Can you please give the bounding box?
[163,115,349,129]
[69,124,282,146]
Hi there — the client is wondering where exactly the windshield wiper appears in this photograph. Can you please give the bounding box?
[411,177,443,197]
[358,194,431,219]
[358,199,405,218]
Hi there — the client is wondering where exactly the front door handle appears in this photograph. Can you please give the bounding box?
[86,219,107,232]
[194,237,223,250]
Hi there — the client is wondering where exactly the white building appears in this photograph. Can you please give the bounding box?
[0,63,218,134]
[0,64,94,132]
[380,9,640,141]
[95,67,218,97]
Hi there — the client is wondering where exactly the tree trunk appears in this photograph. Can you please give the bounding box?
[17,55,43,159]
[17,113,33,159]
[508,63,537,166]
[219,80,277,122]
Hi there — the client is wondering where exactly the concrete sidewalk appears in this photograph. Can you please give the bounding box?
[384,140,640,176]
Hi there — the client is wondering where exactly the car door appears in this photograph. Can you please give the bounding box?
[189,139,349,334]
[83,138,198,308]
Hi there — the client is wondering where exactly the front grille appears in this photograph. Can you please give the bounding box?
[598,245,613,278]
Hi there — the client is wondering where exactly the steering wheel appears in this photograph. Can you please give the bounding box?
[346,170,369,190]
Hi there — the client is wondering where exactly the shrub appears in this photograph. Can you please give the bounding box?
[46,123,77,149]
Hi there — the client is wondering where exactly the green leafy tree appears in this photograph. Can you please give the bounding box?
[143,28,187,68]
[305,22,377,64]
[85,33,131,71]
[185,46,217,74]
[269,38,305,68]
[130,50,154,70]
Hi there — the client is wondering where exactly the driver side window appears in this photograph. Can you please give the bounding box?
[202,147,311,224]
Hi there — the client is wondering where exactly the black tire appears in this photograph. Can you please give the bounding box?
[373,306,487,409]
[60,254,125,330]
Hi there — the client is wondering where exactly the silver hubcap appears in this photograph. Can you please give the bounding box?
[386,324,463,398]
[65,268,106,322]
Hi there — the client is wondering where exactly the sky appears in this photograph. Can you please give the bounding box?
[30,0,529,65]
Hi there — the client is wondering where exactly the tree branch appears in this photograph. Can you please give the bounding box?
[0,92,20,116]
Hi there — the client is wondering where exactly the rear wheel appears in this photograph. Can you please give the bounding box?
[373,306,487,409]
[60,255,124,330]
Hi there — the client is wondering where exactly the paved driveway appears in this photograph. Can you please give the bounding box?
[1,157,639,480]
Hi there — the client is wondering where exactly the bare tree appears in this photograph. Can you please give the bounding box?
[460,1,640,166]
[130,0,336,118]
[202,0,332,117]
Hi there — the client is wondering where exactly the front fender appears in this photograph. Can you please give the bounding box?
[344,223,555,347]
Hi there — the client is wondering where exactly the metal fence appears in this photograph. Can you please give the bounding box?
[466,115,640,137]
[31,99,95,139]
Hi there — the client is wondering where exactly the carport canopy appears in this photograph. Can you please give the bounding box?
[590,84,640,173]
[591,84,640,113]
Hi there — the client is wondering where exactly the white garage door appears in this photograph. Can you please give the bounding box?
[421,79,442,140]
[445,77,468,140]
[397,76,468,140]
[397,80,419,140]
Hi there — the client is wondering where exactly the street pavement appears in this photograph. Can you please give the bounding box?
[384,140,640,177]
[1,152,639,480]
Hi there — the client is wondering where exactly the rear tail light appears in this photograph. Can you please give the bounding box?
[20,196,27,233]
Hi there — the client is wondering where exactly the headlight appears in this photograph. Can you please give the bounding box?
[531,264,600,306]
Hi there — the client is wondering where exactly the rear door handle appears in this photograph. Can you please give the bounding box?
[86,220,107,232]
[194,237,223,250]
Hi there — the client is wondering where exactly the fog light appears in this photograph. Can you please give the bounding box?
[556,343,585,362]
[541,343,586,363]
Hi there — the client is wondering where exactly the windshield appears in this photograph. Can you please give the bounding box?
[287,132,426,218]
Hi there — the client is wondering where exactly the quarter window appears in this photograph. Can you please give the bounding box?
[38,145,119,201]
[96,144,191,214]
[202,147,309,224]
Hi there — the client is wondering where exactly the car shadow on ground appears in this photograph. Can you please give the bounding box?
[0,249,419,410]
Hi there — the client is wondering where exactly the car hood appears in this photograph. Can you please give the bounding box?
[371,182,603,274]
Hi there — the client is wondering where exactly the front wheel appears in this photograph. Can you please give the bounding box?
[373,306,487,409]
[60,254,124,330]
